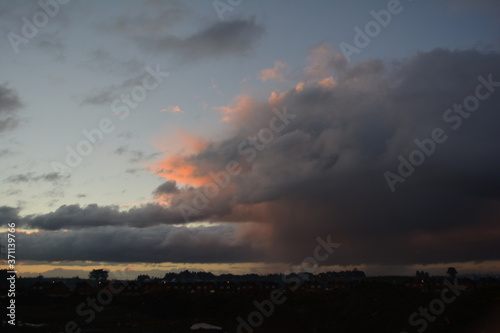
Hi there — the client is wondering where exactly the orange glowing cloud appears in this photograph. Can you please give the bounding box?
[295,81,305,92]
[216,94,255,122]
[258,60,286,82]
[161,105,183,112]
[268,91,286,107]
[153,193,174,206]
[176,131,207,153]
[153,154,211,186]
[318,77,337,88]
[150,131,210,186]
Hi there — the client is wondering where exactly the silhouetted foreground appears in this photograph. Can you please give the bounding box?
[1,272,499,333]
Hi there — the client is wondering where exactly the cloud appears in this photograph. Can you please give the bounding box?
[210,79,224,96]
[105,0,194,38]
[136,17,265,63]
[114,145,161,163]
[7,48,500,268]
[80,74,146,106]
[215,94,255,123]
[305,43,347,79]
[4,172,69,184]
[0,84,22,132]
[268,91,286,107]
[154,180,180,195]
[81,49,145,75]
[317,76,337,88]
[295,81,305,92]
[161,105,183,112]
[0,0,71,59]
[0,206,20,226]
[10,223,267,263]
[0,149,16,158]
[258,61,286,82]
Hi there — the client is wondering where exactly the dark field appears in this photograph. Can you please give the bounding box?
[2,281,500,333]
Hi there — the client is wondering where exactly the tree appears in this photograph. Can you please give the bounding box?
[89,269,108,282]
[446,267,458,279]
[137,274,150,283]
[416,271,430,279]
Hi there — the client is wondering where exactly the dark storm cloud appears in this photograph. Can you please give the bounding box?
[12,224,263,263]
[0,206,20,226]
[0,84,22,132]
[10,48,500,266]
[21,203,188,230]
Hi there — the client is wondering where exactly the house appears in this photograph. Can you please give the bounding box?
[407,279,430,292]
[431,277,447,292]
[74,281,96,295]
[301,281,324,291]
[123,281,141,294]
[162,281,173,292]
[170,282,193,292]
[238,281,258,292]
[102,280,125,293]
[262,281,280,291]
[27,281,51,295]
[328,281,347,290]
[478,277,500,289]
[48,281,71,297]
[217,281,236,292]
[141,281,164,294]
[458,278,476,291]
[194,281,216,293]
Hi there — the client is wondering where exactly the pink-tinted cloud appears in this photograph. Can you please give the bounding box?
[295,81,305,92]
[258,60,286,82]
[215,94,255,122]
[161,105,183,112]
[318,76,337,88]
[268,91,286,106]
[305,44,346,79]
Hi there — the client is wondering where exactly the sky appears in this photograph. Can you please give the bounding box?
[1,0,500,279]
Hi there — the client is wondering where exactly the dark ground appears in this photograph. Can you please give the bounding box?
[2,282,500,333]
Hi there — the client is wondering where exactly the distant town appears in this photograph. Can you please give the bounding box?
[2,268,500,297]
